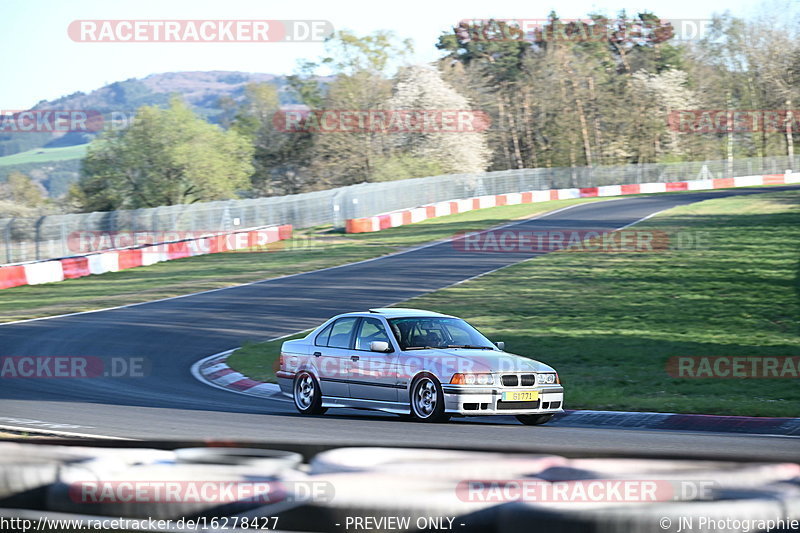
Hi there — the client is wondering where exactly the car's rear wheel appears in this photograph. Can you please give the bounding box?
[410,375,450,423]
[293,372,327,415]
[516,414,554,426]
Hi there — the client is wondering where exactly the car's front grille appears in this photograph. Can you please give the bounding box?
[501,374,536,386]
[501,375,519,386]
[497,400,540,410]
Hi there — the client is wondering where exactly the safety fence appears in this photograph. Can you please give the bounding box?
[345,173,799,233]
[2,154,798,264]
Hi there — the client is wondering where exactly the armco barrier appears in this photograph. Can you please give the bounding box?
[117,249,142,270]
[167,241,192,260]
[0,224,292,290]
[0,265,28,289]
[140,245,166,266]
[23,261,65,285]
[88,252,119,275]
[345,173,799,233]
[61,257,90,279]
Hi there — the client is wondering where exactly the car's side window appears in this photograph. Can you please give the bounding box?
[314,322,334,347]
[326,317,359,349]
[355,317,392,351]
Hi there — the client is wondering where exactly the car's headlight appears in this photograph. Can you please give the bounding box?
[537,373,556,384]
[450,373,494,385]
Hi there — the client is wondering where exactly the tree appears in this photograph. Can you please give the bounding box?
[740,15,800,158]
[631,69,697,161]
[75,98,253,211]
[305,30,414,188]
[0,171,45,207]
[386,65,490,174]
[436,12,702,170]
[370,153,444,181]
[230,83,315,196]
[438,19,533,169]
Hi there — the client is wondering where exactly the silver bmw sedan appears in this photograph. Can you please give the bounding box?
[277,308,564,424]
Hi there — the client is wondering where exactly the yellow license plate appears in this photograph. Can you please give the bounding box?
[503,390,539,402]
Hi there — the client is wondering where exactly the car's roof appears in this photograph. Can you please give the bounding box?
[328,308,455,321]
[367,308,454,318]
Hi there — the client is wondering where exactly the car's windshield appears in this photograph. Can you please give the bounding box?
[388,317,496,350]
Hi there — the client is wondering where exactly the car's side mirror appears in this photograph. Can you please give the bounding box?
[495,341,505,350]
[370,341,392,352]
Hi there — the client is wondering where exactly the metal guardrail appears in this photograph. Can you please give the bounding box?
[2,155,796,264]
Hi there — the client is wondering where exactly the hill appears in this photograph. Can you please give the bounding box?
[0,71,311,196]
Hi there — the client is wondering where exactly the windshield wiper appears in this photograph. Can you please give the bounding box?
[403,345,496,351]
[445,345,496,350]
[403,346,438,350]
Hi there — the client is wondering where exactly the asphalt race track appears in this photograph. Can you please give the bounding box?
[1,187,798,461]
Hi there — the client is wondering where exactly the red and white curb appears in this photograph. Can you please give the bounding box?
[345,172,800,233]
[191,350,286,402]
[0,224,293,291]
[193,352,800,436]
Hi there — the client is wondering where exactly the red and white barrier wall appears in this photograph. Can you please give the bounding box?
[0,224,292,290]
[345,173,799,233]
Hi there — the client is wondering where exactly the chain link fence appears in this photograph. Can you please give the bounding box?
[2,154,796,265]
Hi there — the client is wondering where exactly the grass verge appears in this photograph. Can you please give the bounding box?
[0,197,602,322]
[227,190,800,416]
[0,145,88,167]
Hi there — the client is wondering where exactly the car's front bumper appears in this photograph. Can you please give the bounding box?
[441,384,564,415]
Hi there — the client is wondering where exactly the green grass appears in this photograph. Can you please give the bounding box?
[227,191,800,416]
[0,145,88,167]
[0,197,602,322]
[229,334,310,383]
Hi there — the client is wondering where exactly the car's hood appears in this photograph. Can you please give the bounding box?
[400,348,555,375]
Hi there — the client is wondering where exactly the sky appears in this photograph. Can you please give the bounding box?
[0,0,769,110]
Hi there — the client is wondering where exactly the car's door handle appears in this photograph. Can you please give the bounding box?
[313,352,322,357]
[351,355,360,361]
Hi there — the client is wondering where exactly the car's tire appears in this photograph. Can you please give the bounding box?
[516,414,554,426]
[409,375,450,423]
[293,371,327,415]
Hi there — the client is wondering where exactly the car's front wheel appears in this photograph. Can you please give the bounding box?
[410,375,450,423]
[293,372,327,415]
[516,414,554,426]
